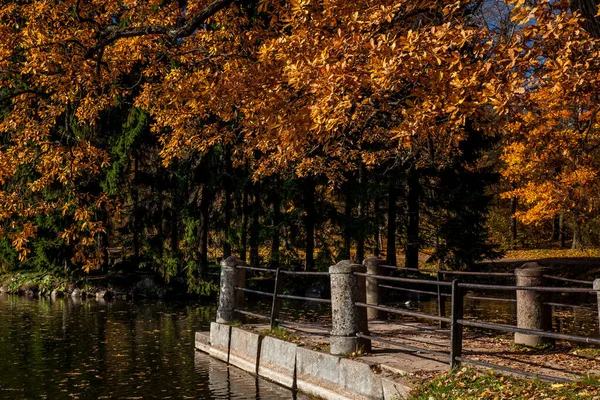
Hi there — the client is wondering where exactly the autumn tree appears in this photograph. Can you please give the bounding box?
[4,0,595,278]
[500,0,600,250]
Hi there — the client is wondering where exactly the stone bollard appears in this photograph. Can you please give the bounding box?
[329,260,370,355]
[364,257,386,320]
[515,262,553,347]
[594,279,600,335]
[217,256,246,324]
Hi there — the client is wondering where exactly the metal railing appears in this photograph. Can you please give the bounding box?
[228,260,599,382]
[353,264,600,382]
[233,265,331,332]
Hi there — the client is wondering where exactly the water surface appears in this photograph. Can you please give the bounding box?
[0,294,293,399]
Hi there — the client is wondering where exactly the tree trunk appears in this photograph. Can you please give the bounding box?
[223,148,233,258]
[303,178,316,271]
[386,180,397,266]
[405,169,420,270]
[158,190,164,259]
[270,188,281,269]
[170,171,179,259]
[559,213,567,248]
[97,208,109,274]
[343,188,353,260]
[249,183,261,268]
[240,184,248,262]
[132,156,140,261]
[552,214,560,242]
[510,197,518,250]
[356,164,366,263]
[571,220,584,251]
[199,185,210,278]
[374,197,381,257]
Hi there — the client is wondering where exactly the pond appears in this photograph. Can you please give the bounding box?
[0,294,295,399]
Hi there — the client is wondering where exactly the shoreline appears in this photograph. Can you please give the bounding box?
[0,270,208,301]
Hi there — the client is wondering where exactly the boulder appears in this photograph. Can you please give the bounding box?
[134,277,165,298]
[96,289,113,300]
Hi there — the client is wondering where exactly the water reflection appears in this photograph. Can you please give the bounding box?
[0,295,294,399]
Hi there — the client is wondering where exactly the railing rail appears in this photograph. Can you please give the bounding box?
[220,257,600,382]
[231,263,332,331]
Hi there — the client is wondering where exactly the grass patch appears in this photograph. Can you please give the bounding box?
[259,327,299,342]
[571,347,600,359]
[0,271,66,295]
[504,249,600,260]
[410,368,600,400]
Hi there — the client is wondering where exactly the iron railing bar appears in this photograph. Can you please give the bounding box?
[465,295,516,303]
[378,265,514,277]
[234,287,274,297]
[379,265,422,272]
[378,284,439,297]
[458,283,598,293]
[233,309,270,320]
[235,265,276,273]
[455,357,572,383]
[544,302,597,311]
[279,270,330,276]
[355,302,452,323]
[543,275,593,285]
[357,332,449,358]
[277,294,332,304]
[439,292,516,303]
[458,319,600,345]
[354,272,453,287]
[439,271,515,277]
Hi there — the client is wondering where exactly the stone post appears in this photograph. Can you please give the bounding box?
[329,260,370,355]
[364,257,386,320]
[515,262,553,347]
[594,279,600,335]
[217,256,246,323]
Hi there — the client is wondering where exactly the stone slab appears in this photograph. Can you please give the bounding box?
[339,358,383,399]
[229,327,262,374]
[195,331,211,353]
[209,322,231,363]
[381,377,411,400]
[296,347,350,400]
[258,336,297,389]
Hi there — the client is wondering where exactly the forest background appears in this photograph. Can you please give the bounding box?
[1,0,600,293]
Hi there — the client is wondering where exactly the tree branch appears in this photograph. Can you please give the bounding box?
[85,0,235,59]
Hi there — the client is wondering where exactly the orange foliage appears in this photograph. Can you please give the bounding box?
[0,0,598,267]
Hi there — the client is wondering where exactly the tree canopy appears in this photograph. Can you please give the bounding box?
[0,0,599,279]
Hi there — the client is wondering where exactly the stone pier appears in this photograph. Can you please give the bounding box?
[515,262,553,347]
[329,260,370,355]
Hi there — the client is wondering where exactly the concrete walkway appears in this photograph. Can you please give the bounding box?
[247,319,599,382]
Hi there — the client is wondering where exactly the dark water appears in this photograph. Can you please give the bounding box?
[0,294,293,399]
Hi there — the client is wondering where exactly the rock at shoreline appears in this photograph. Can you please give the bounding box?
[0,286,7,294]
[96,289,113,300]
[22,283,39,298]
[134,277,166,299]
[71,288,81,298]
